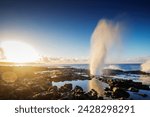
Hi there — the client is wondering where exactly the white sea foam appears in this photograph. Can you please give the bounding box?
[104,65,123,70]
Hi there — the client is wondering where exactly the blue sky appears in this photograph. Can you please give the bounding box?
[0,0,150,62]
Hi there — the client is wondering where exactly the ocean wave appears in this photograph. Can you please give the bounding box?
[104,65,123,71]
[141,60,150,73]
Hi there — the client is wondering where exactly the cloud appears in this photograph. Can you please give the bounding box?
[124,56,150,63]
[39,56,88,64]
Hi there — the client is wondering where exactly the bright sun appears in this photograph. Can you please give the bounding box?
[1,41,39,63]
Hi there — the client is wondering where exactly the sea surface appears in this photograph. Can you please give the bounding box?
[63,63,141,71]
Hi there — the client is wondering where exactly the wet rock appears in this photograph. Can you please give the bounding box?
[33,90,61,100]
[64,84,72,90]
[59,84,72,92]
[97,96,103,100]
[74,86,84,93]
[33,92,52,100]
[72,93,87,100]
[124,70,148,75]
[88,89,98,97]
[85,89,99,100]
[104,87,110,91]
[48,86,58,92]
[71,86,85,100]
[104,91,112,97]
[112,87,130,98]
[60,92,73,100]
[128,87,139,92]
[103,69,123,75]
[104,78,150,91]
[139,85,150,90]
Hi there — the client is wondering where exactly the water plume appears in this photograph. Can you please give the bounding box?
[141,60,150,73]
[90,19,121,75]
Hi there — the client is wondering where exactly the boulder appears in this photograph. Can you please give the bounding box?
[48,86,58,92]
[112,87,130,98]
[74,86,84,93]
[104,91,112,97]
[63,83,72,91]
[85,89,98,100]
[59,84,72,92]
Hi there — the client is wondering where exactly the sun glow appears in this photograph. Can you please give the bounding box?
[1,41,39,63]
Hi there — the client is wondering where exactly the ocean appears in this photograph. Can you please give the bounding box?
[67,64,150,84]
[65,63,141,71]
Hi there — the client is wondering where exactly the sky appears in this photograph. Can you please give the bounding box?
[0,0,150,63]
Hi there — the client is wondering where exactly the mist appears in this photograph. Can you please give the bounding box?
[141,60,150,73]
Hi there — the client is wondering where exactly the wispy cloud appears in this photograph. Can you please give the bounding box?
[39,56,88,64]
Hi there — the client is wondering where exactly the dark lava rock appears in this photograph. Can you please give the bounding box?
[124,70,148,75]
[104,91,112,97]
[104,87,110,91]
[71,86,85,100]
[103,69,124,75]
[85,89,103,100]
[139,85,150,90]
[72,93,87,100]
[112,87,130,98]
[74,86,84,93]
[48,86,58,92]
[59,84,72,92]
[87,89,98,99]
[60,92,73,100]
[63,84,72,91]
[128,87,139,92]
[33,91,61,100]
[33,92,52,100]
[105,78,150,91]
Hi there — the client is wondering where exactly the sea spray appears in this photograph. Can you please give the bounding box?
[89,78,104,96]
[141,60,150,73]
[104,65,123,71]
[90,19,121,75]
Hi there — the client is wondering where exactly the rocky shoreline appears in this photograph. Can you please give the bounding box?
[99,77,150,99]
[0,66,150,100]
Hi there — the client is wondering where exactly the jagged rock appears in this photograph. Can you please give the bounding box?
[102,69,124,75]
[104,87,110,91]
[64,84,72,91]
[48,86,58,92]
[104,91,112,97]
[59,84,72,92]
[112,87,130,98]
[33,90,61,100]
[74,86,84,93]
[85,89,98,100]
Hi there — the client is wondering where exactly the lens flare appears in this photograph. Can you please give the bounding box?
[1,41,39,63]
[2,72,18,83]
